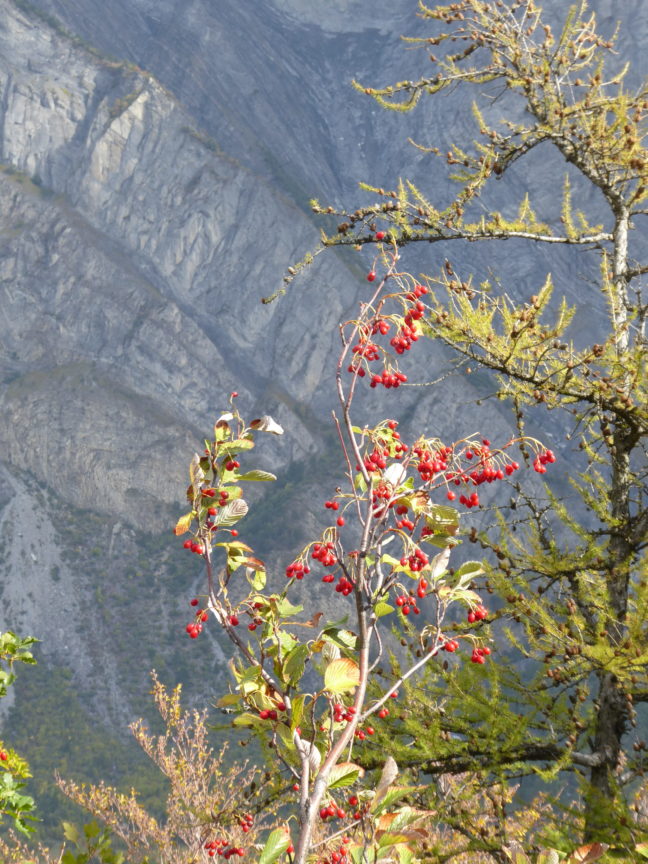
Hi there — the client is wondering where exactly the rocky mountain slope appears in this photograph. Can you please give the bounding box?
[0,0,645,840]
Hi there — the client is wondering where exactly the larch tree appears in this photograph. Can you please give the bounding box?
[299,0,648,856]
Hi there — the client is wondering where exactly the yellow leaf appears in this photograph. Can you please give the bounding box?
[174,512,193,536]
[324,658,360,694]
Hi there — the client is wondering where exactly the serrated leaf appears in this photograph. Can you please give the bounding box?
[454,560,485,581]
[238,470,277,482]
[246,566,266,591]
[322,627,357,651]
[372,786,417,816]
[173,512,194,536]
[377,831,410,848]
[290,694,306,732]
[328,762,363,789]
[219,439,255,457]
[325,658,360,694]
[215,499,249,527]
[284,644,309,686]
[374,602,394,617]
[274,598,303,617]
[258,827,291,864]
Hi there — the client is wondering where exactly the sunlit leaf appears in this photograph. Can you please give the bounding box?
[215,499,249,527]
[324,658,360,693]
[328,762,364,789]
[258,827,291,864]
[250,415,284,435]
[173,512,194,536]
[238,470,277,482]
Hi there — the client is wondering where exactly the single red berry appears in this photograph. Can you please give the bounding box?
[0,751,8,761]
[292,784,300,791]
[348,795,358,806]
[208,506,217,516]
[287,844,295,855]
[231,391,238,398]
[337,516,345,527]
[375,231,386,240]
[367,271,376,282]
[231,529,239,537]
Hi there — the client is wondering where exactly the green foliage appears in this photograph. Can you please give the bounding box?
[302,0,648,857]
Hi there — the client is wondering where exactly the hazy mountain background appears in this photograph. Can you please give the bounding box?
[0,0,645,841]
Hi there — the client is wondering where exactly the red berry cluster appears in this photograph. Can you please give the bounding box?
[320,803,347,821]
[467,604,488,623]
[369,368,408,390]
[471,645,491,664]
[186,602,209,638]
[334,576,354,595]
[354,725,375,740]
[400,548,429,572]
[413,444,452,483]
[238,813,254,833]
[312,542,337,569]
[204,839,245,859]
[285,560,310,580]
[315,840,350,864]
[333,702,356,724]
[183,538,205,555]
[394,594,421,616]
[324,499,339,511]
[443,639,460,652]
[533,448,556,473]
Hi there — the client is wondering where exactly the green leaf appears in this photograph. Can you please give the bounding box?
[84,820,101,839]
[246,566,266,591]
[232,712,266,728]
[238,470,277,482]
[328,762,362,789]
[454,560,485,581]
[378,832,410,849]
[284,645,309,686]
[324,658,360,694]
[63,821,81,844]
[218,439,255,456]
[374,602,394,617]
[290,695,306,732]
[258,827,291,864]
[322,627,357,651]
[371,786,416,815]
[274,598,303,618]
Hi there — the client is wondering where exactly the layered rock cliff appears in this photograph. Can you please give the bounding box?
[0,0,644,839]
